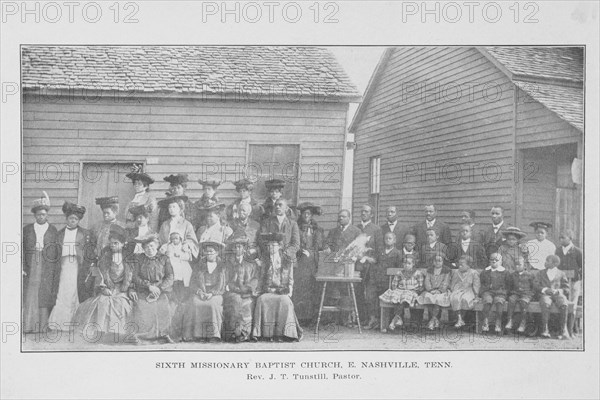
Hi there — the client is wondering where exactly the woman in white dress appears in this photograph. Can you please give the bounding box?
[48,202,96,331]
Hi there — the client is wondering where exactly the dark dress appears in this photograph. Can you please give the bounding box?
[131,252,174,340]
[73,247,134,335]
[183,259,227,340]
[223,255,260,341]
[22,223,59,332]
[293,220,324,321]
[252,249,303,340]
[191,193,219,231]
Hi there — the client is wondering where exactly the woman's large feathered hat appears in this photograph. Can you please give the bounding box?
[62,201,86,219]
[126,164,155,185]
[31,191,51,213]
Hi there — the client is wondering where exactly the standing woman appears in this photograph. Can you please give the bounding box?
[125,165,158,232]
[193,179,221,231]
[252,232,303,342]
[48,201,96,331]
[157,174,194,228]
[293,202,325,325]
[92,196,126,256]
[182,241,227,342]
[130,234,175,343]
[226,178,260,223]
[23,192,59,333]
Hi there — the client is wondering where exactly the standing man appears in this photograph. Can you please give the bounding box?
[481,206,507,257]
[412,204,452,248]
[323,210,361,255]
[258,199,300,271]
[355,205,382,327]
[381,206,409,249]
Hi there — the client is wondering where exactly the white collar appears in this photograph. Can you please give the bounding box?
[276,215,286,224]
[461,238,471,244]
[361,220,371,228]
[429,241,438,248]
[403,248,414,254]
[493,221,504,229]
[485,265,506,271]
[426,219,436,226]
[388,220,397,226]
[562,243,574,252]
[384,247,394,254]
[340,224,349,231]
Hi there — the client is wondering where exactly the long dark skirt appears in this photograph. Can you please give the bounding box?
[251,293,303,340]
[293,253,318,321]
[168,281,188,340]
[182,295,223,339]
[23,250,45,332]
[132,293,172,340]
[73,291,133,340]
[223,292,255,341]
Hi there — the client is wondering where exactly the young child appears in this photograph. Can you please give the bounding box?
[420,228,447,269]
[364,231,402,330]
[505,257,535,333]
[535,254,570,339]
[159,231,193,303]
[498,227,528,273]
[417,255,451,330]
[400,233,420,267]
[479,253,509,333]
[525,222,556,272]
[379,255,424,330]
[449,255,481,328]
[556,229,583,335]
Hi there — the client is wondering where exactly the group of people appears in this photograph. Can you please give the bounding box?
[22,169,583,344]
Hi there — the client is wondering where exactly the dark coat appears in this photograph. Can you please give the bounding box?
[324,224,361,253]
[479,267,509,296]
[480,222,508,257]
[381,221,411,248]
[412,219,452,247]
[259,215,301,262]
[555,245,583,282]
[446,240,488,270]
[534,268,570,298]
[357,221,383,254]
[22,223,59,308]
[53,226,97,303]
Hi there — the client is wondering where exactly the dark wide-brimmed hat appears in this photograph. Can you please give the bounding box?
[31,191,51,213]
[126,164,155,185]
[157,195,189,208]
[233,178,256,192]
[197,178,222,188]
[296,202,322,216]
[128,204,150,218]
[108,225,128,244]
[530,222,553,231]
[62,201,86,219]
[133,233,160,245]
[95,196,119,208]
[201,241,226,251]
[163,174,189,186]
[265,179,285,191]
[501,227,527,239]
[260,232,284,243]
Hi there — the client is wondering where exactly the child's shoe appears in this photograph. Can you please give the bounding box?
[517,320,527,333]
[504,319,513,330]
[481,318,489,332]
[454,316,465,328]
[427,318,436,331]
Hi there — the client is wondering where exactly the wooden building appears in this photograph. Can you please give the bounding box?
[21,46,360,229]
[349,47,583,244]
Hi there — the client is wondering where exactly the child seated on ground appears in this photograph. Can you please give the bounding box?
[417,255,451,330]
[449,255,480,328]
[505,257,535,333]
[379,255,424,330]
[479,253,509,333]
[535,254,571,340]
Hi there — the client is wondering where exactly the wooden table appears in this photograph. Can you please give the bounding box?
[314,275,363,335]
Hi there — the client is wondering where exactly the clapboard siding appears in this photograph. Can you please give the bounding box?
[352,47,516,236]
[23,95,348,230]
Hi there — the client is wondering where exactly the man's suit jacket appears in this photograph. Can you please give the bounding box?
[358,221,383,254]
[324,224,361,253]
[480,222,507,257]
[446,240,488,269]
[555,245,583,282]
[412,220,452,247]
[535,268,570,298]
[259,216,300,262]
[381,221,410,249]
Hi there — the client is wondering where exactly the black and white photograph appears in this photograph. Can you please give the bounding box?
[1,1,598,399]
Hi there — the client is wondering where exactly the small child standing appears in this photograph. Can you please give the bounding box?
[505,257,535,333]
[379,255,424,330]
[525,222,556,272]
[417,255,451,330]
[449,255,481,328]
[420,228,447,269]
[159,231,193,303]
[479,253,509,333]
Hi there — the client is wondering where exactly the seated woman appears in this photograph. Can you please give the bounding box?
[223,234,261,342]
[182,241,227,342]
[196,203,233,250]
[130,233,174,344]
[73,225,135,343]
[252,233,303,342]
[449,255,481,328]
[417,255,451,330]
[379,255,424,330]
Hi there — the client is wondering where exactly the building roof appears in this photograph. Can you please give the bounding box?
[21,46,361,102]
[349,46,584,133]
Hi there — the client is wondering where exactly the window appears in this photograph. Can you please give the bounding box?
[369,156,381,224]
[248,144,300,203]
